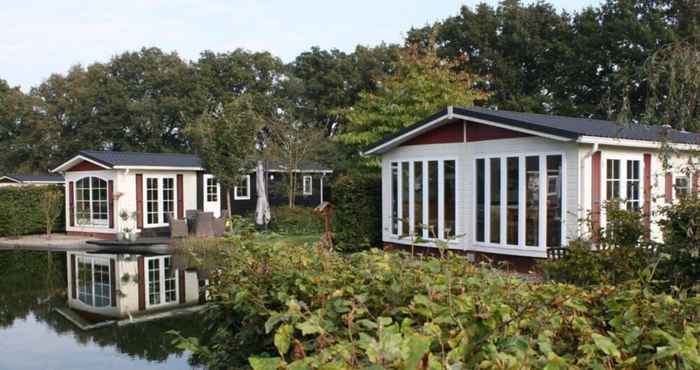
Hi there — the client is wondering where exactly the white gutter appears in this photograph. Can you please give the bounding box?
[577,136,700,151]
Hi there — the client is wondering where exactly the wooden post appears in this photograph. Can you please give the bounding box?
[314,202,335,250]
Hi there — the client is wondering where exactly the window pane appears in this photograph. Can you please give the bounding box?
[676,176,690,197]
[413,162,423,237]
[77,259,93,305]
[401,162,409,236]
[428,161,438,238]
[546,155,562,247]
[163,178,175,222]
[164,257,177,303]
[506,157,519,245]
[626,160,640,211]
[525,156,540,247]
[207,178,218,202]
[444,160,456,239]
[148,258,161,306]
[490,158,501,244]
[93,262,111,307]
[147,178,159,224]
[391,163,398,235]
[606,159,620,200]
[476,159,485,242]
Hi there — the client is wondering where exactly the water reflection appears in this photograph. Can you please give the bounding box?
[0,250,204,370]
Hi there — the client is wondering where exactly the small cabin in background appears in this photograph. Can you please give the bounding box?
[0,174,64,187]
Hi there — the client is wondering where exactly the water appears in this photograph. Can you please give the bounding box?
[0,250,204,370]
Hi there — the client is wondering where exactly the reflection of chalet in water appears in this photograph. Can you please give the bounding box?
[66,252,200,318]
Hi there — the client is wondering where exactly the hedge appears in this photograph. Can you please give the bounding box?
[268,206,324,235]
[331,172,382,252]
[0,185,65,237]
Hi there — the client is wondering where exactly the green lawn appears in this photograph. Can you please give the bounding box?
[250,232,322,247]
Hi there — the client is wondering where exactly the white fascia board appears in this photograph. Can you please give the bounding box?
[0,176,20,183]
[51,155,112,173]
[112,165,204,171]
[23,181,64,184]
[452,114,573,142]
[577,136,700,151]
[265,169,333,174]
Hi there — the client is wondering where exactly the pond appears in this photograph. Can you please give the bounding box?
[0,250,204,370]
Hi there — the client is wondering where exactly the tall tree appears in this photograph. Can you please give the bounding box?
[336,41,486,151]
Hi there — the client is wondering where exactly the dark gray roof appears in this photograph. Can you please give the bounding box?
[266,160,332,172]
[365,106,700,153]
[3,174,64,183]
[79,150,203,168]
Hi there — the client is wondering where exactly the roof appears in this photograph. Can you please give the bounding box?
[52,150,204,172]
[266,160,333,173]
[364,106,700,155]
[0,174,64,183]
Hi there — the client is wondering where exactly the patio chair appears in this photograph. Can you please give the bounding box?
[169,218,188,239]
[186,210,198,233]
[194,212,215,237]
[213,217,226,237]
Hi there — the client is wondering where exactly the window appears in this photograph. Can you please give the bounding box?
[234,175,251,200]
[146,256,178,308]
[144,176,177,226]
[76,256,111,308]
[475,153,564,249]
[675,174,691,198]
[207,177,218,202]
[389,159,457,240]
[626,160,640,211]
[302,176,313,195]
[606,159,621,200]
[75,177,108,226]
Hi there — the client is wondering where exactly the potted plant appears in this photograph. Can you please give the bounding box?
[117,210,130,240]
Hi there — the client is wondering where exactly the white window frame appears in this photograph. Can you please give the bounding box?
[143,175,177,227]
[75,255,111,308]
[602,154,645,209]
[303,175,313,195]
[234,175,251,200]
[203,174,220,202]
[74,176,109,227]
[388,157,459,242]
[144,255,179,309]
[674,171,692,199]
[473,151,567,252]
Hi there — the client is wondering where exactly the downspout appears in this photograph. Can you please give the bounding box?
[580,143,599,238]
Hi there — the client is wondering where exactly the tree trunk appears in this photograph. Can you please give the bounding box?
[227,188,232,217]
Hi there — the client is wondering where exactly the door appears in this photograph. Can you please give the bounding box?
[203,174,221,218]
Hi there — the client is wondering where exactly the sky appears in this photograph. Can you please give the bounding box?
[1,0,601,91]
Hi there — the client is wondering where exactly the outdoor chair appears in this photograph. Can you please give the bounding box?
[169,218,188,239]
[185,210,198,233]
[212,217,226,237]
[194,211,215,237]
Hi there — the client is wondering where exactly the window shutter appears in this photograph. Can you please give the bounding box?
[70,254,76,299]
[68,181,75,227]
[591,151,601,240]
[177,174,184,219]
[108,180,114,229]
[136,174,143,229]
[138,256,145,311]
[694,171,699,193]
[179,269,186,304]
[665,172,673,203]
[110,259,117,307]
[196,172,203,211]
[643,154,652,238]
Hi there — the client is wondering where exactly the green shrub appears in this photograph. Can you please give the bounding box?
[267,206,324,235]
[331,172,381,252]
[173,241,700,369]
[0,185,65,237]
[659,195,700,289]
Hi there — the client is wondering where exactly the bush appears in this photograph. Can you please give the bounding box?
[267,206,324,235]
[174,242,700,369]
[331,172,381,252]
[659,195,700,289]
[0,185,65,237]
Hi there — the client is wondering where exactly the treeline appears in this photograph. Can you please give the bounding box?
[1,0,699,174]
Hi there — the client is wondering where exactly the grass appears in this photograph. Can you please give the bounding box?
[251,232,322,247]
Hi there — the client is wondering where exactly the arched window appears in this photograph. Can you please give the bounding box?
[75,177,108,226]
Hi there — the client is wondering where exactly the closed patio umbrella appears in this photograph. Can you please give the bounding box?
[255,160,271,226]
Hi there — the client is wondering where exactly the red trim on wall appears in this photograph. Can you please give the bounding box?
[694,171,699,193]
[108,180,114,229]
[66,161,105,172]
[643,154,651,237]
[138,256,146,311]
[401,120,463,146]
[68,181,75,227]
[70,254,76,299]
[466,121,531,142]
[178,270,186,304]
[665,173,673,203]
[136,174,143,229]
[177,174,184,219]
[591,151,601,241]
[66,231,116,239]
[110,259,117,307]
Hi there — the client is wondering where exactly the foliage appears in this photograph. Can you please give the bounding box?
[265,206,323,235]
[658,195,700,290]
[331,172,382,252]
[40,189,63,236]
[0,185,64,237]
[336,41,485,151]
[173,241,700,369]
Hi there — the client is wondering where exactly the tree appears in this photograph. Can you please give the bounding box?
[41,188,63,237]
[267,117,325,208]
[186,95,263,211]
[336,41,486,151]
